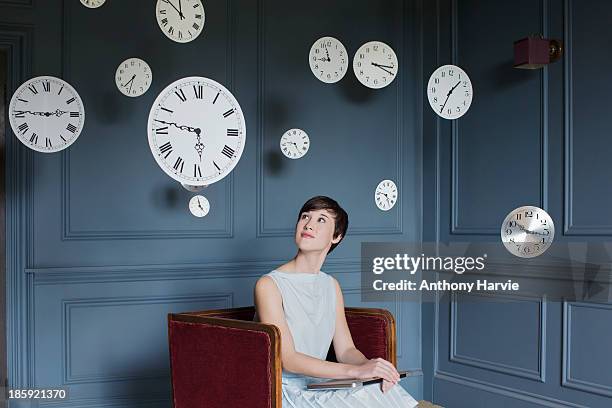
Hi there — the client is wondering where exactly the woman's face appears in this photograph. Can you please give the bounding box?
[295,208,342,253]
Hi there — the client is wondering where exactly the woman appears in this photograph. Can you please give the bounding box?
[254,196,419,407]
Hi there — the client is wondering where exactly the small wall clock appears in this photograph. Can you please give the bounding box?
[147,76,246,186]
[427,64,473,120]
[280,128,309,159]
[80,0,106,8]
[115,58,152,97]
[9,76,85,153]
[501,206,555,258]
[156,0,205,43]
[353,41,398,89]
[375,179,398,211]
[308,36,348,84]
[189,195,210,217]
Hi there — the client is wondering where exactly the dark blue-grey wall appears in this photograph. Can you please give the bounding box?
[422,0,612,407]
[2,0,423,407]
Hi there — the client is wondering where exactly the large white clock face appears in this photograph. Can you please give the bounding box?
[280,128,309,159]
[9,76,85,153]
[147,76,246,186]
[156,0,205,43]
[375,179,398,211]
[115,58,152,97]
[501,206,555,258]
[189,195,210,217]
[427,64,473,120]
[308,36,348,84]
[353,41,398,89]
[80,0,105,8]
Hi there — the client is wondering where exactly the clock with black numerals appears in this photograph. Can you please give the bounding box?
[156,0,205,43]
[280,128,309,159]
[147,76,246,186]
[501,206,555,258]
[353,41,398,89]
[427,64,473,120]
[9,76,85,153]
[308,36,348,84]
[375,179,398,211]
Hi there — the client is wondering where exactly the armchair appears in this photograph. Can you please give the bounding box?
[167,306,400,408]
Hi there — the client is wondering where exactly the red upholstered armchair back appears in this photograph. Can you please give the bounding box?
[168,306,396,408]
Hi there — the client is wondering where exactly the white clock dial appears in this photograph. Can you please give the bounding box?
[353,41,398,89]
[147,76,246,186]
[501,206,555,258]
[375,179,398,211]
[115,58,152,97]
[427,64,473,120]
[308,36,348,84]
[280,128,310,159]
[189,195,210,217]
[80,0,106,8]
[9,76,85,153]
[156,0,205,43]
[181,183,207,192]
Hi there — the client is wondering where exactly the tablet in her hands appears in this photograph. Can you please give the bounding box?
[306,369,422,390]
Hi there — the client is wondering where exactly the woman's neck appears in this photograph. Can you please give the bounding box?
[285,251,326,274]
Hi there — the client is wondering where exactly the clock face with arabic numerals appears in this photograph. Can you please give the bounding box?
[427,64,473,120]
[501,206,555,258]
[353,41,398,89]
[9,76,85,153]
[308,36,348,84]
[147,76,246,186]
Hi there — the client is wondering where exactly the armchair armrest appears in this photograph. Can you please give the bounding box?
[336,307,397,366]
[168,310,282,408]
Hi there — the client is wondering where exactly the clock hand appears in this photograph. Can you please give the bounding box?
[178,0,185,20]
[121,75,136,88]
[325,48,331,62]
[371,62,395,69]
[371,62,395,76]
[439,81,462,114]
[154,119,201,135]
[161,0,184,19]
[197,198,204,210]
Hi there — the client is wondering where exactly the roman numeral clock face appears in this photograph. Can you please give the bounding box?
[9,76,85,153]
[156,0,205,43]
[147,77,246,186]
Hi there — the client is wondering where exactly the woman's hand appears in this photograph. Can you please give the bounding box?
[381,379,397,393]
[348,357,400,385]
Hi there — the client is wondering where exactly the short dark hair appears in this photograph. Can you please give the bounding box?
[297,196,348,254]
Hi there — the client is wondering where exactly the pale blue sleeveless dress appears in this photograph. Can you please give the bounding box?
[258,269,419,408]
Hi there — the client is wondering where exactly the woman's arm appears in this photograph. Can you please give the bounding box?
[330,277,369,365]
[254,276,357,379]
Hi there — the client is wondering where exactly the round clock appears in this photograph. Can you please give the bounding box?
[427,64,473,120]
[156,0,205,43]
[147,76,246,186]
[501,206,555,258]
[353,41,398,89]
[115,58,152,97]
[181,183,207,192]
[80,0,106,8]
[189,195,210,217]
[308,36,348,84]
[280,128,310,159]
[9,76,85,153]
[375,179,398,211]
